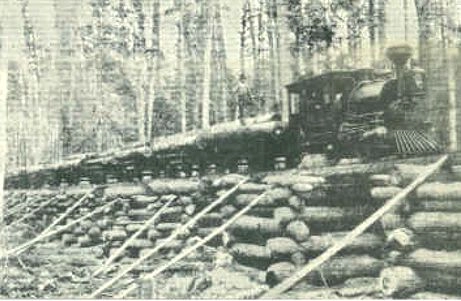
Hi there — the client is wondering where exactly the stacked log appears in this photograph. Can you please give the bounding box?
[221,172,387,288]
[379,180,461,298]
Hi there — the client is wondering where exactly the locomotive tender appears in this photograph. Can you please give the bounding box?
[5,45,440,188]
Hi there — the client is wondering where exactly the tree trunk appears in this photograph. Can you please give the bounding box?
[201,3,212,130]
[177,0,187,132]
[0,6,9,260]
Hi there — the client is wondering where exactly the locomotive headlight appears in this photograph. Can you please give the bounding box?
[273,127,283,136]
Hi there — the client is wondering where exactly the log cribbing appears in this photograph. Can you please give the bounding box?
[7,195,58,227]
[261,154,448,299]
[88,177,249,298]
[5,195,39,219]
[113,191,270,299]
[4,186,102,258]
[93,198,174,276]
[18,197,120,247]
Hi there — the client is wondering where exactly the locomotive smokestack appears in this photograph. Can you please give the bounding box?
[386,44,414,99]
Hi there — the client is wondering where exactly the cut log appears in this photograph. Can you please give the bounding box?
[337,277,380,297]
[291,183,314,193]
[299,207,369,231]
[385,228,417,252]
[230,243,272,269]
[262,174,326,186]
[238,183,272,193]
[158,206,184,223]
[196,227,221,246]
[128,239,154,249]
[132,195,159,205]
[220,205,237,218]
[411,292,461,299]
[228,215,282,238]
[370,174,401,186]
[103,229,128,241]
[286,220,310,242]
[408,212,461,232]
[147,229,161,242]
[234,189,291,207]
[104,184,147,198]
[212,174,245,188]
[380,213,405,232]
[266,237,302,259]
[273,207,297,225]
[88,226,102,240]
[178,196,193,206]
[290,252,307,267]
[96,218,112,230]
[371,186,402,201]
[79,220,95,231]
[296,188,328,205]
[399,249,461,273]
[300,232,384,256]
[247,206,275,218]
[147,179,200,194]
[235,194,274,207]
[78,235,95,247]
[126,224,145,234]
[266,262,296,287]
[305,255,385,286]
[154,239,184,253]
[415,269,461,295]
[265,188,293,204]
[109,248,128,261]
[416,182,461,200]
[184,204,197,216]
[155,223,181,233]
[62,233,77,245]
[287,196,303,211]
[413,199,461,212]
[416,231,461,251]
[379,266,424,298]
[196,213,223,227]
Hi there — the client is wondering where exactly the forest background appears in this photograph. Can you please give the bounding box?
[0,0,460,172]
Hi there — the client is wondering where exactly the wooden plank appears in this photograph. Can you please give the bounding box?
[261,154,448,298]
[88,177,249,298]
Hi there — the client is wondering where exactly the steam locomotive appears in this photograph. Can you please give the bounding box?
[285,44,440,161]
[5,45,440,188]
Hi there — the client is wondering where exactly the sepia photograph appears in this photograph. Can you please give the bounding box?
[1,0,461,298]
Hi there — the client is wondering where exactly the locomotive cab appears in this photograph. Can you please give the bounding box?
[286,69,376,154]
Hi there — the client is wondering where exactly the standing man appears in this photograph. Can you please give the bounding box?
[234,73,252,125]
